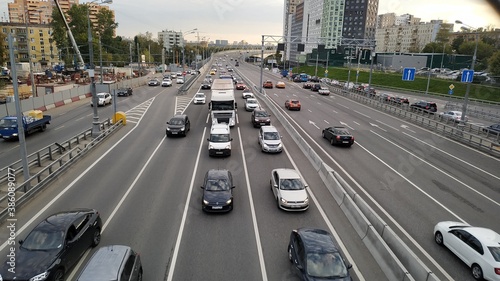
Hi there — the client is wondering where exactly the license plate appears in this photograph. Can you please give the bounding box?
[342,141,349,143]
[260,123,266,125]
[172,132,178,134]
[212,206,223,209]
[216,151,223,154]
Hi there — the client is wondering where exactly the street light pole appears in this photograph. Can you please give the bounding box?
[455,20,478,124]
[425,50,434,95]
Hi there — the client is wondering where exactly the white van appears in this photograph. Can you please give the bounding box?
[208,123,232,156]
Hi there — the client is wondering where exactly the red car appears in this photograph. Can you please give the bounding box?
[236,82,246,90]
[285,99,301,111]
[263,80,273,88]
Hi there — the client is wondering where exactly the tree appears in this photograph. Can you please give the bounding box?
[0,32,6,66]
[458,41,495,70]
[451,36,465,52]
[422,42,451,54]
[435,26,452,44]
[489,51,500,76]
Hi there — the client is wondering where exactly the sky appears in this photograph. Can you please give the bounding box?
[1,0,499,44]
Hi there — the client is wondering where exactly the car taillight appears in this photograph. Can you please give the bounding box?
[495,268,500,275]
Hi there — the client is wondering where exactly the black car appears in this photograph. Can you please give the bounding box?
[201,169,235,212]
[148,79,160,86]
[166,114,190,137]
[201,79,212,89]
[288,228,352,281]
[309,76,320,82]
[303,82,313,89]
[116,87,133,96]
[0,209,102,281]
[252,109,271,128]
[322,126,354,147]
[392,96,409,105]
[482,123,500,135]
[311,84,322,91]
[410,100,437,113]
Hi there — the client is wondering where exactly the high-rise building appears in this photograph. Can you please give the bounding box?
[342,0,378,40]
[8,0,79,24]
[158,30,183,51]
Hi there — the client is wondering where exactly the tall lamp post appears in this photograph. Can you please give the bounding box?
[425,49,434,95]
[181,28,197,69]
[455,20,478,125]
[88,0,112,138]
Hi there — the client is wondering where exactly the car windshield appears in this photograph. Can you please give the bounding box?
[306,252,348,278]
[489,247,500,262]
[0,119,17,128]
[279,178,304,190]
[22,229,64,250]
[210,134,230,142]
[291,101,299,104]
[255,111,269,117]
[335,129,350,135]
[247,100,257,104]
[97,94,106,98]
[264,132,280,140]
[195,94,205,98]
[169,118,184,125]
[205,179,230,191]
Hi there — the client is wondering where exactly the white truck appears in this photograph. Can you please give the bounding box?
[209,79,236,127]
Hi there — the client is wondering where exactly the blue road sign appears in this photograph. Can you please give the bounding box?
[461,70,474,83]
[402,67,416,81]
[448,89,454,95]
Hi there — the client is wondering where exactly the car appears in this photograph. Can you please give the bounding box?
[0,209,102,281]
[263,80,273,88]
[434,221,500,281]
[207,123,232,157]
[148,78,160,86]
[210,69,216,75]
[378,93,394,102]
[311,83,321,91]
[482,123,500,136]
[176,77,184,84]
[285,99,301,111]
[322,126,355,147]
[116,87,133,96]
[245,98,259,111]
[410,100,438,113]
[205,75,213,83]
[252,109,271,128]
[161,78,173,87]
[166,114,190,137]
[276,81,286,88]
[270,168,309,211]
[242,89,254,99]
[258,125,282,153]
[288,228,353,280]
[176,71,182,77]
[201,79,212,89]
[309,76,320,82]
[318,87,330,95]
[439,110,468,123]
[193,92,206,104]
[76,245,142,281]
[303,82,313,89]
[201,169,235,212]
[90,92,112,106]
[236,82,246,90]
[391,96,409,105]
[170,73,177,79]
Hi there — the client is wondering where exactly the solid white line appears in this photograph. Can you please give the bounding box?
[338,103,350,109]
[237,127,268,281]
[353,110,369,118]
[166,127,207,281]
[375,120,399,131]
[53,126,64,131]
[353,121,360,126]
[282,145,365,281]
[372,130,500,207]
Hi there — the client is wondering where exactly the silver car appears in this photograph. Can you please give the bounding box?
[439,110,468,122]
[270,168,309,211]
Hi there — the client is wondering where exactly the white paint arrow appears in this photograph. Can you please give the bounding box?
[309,120,320,129]
[273,93,279,97]
[340,121,354,130]
[400,124,416,133]
[324,120,330,124]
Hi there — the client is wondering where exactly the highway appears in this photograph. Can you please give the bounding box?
[0,55,498,281]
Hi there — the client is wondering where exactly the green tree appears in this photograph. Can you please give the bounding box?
[422,42,452,53]
[451,36,465,52]
[0,32,6,66]
[459,41,495,70]
[435,26,452,44]
[489,51,500,76]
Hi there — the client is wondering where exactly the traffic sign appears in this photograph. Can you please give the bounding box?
[448,89,454,95]
[461,70,474,83]
[449,84,455,90]
[402,68,416,81]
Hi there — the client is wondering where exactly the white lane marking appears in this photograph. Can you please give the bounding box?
[332,110,338,114]
[324,120,330,124]
[308,109,312,113]
[338,104,350,109]
[353,121,360,126]
[53,126,64,131]
[400,125,416,133]
[282,146,365,281]
[237,127,268,281]
[371,130,500,207]
[376,120,399,131]
[166,128,207,281]
[353,110,369,118]
[75,116,86,122]
[339,121,354,130]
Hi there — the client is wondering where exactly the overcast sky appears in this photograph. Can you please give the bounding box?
[1,0,499,44]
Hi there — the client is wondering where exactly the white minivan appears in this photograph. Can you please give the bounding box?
[208,123,232,156]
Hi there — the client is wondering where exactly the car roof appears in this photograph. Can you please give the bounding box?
[261,125,278,132]
[40,209,95,231]
[206,169,231,179]
[296,228,339,253]
[170,114,187,120]
[464,227,500,246]
[273,168,300,179]
[77,245,131,281]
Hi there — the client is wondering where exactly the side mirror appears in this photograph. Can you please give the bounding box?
[207,138,210,141]
[230,138,233,141]
[166,122,170,124]
[346,263,352,269]
[235,103,237,108]
[18,239,24,245]
[231,186,235,189]
[200,186,205,189]
[295,263,303,271]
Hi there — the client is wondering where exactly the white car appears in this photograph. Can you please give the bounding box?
[245,98,259,111]
[242,91,254,99]
[439,110,468,123]
[434,221,500,280]
[90,92,112,107]
[270,169,309,211]
[193,93,206,104]
[161,78,172,87]
[176,77,184,84]
[258,125,282,153]
[318,87,330,95]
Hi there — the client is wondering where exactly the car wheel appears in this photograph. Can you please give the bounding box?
[288,245,293,263]
[434,232,444,245]
[53,269,64,281]
[330,138,334,145]
[41,124,46,132]
[471,264,483,280]
[92,228,101,247]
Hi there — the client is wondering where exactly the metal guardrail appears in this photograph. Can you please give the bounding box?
[0,119,123,223]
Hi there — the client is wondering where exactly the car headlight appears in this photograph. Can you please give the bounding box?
[30,272,49,281]
[12,133,18,137]
[180,127,185,131]
[226,199,232,204]
[225,145,231,149]
[304,197,309,204]
[280,197,287,204]
[209,145,214,149]
[203,199,209,205]
[166,127,171,131]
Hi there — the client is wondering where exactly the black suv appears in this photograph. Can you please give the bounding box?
[311,83,321,91]
[252,109,271,128]
[201,169,235,212]
[288,228,352,280]
[166,114,190,137]
[116,87,133,96]
[410,100,437,113]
